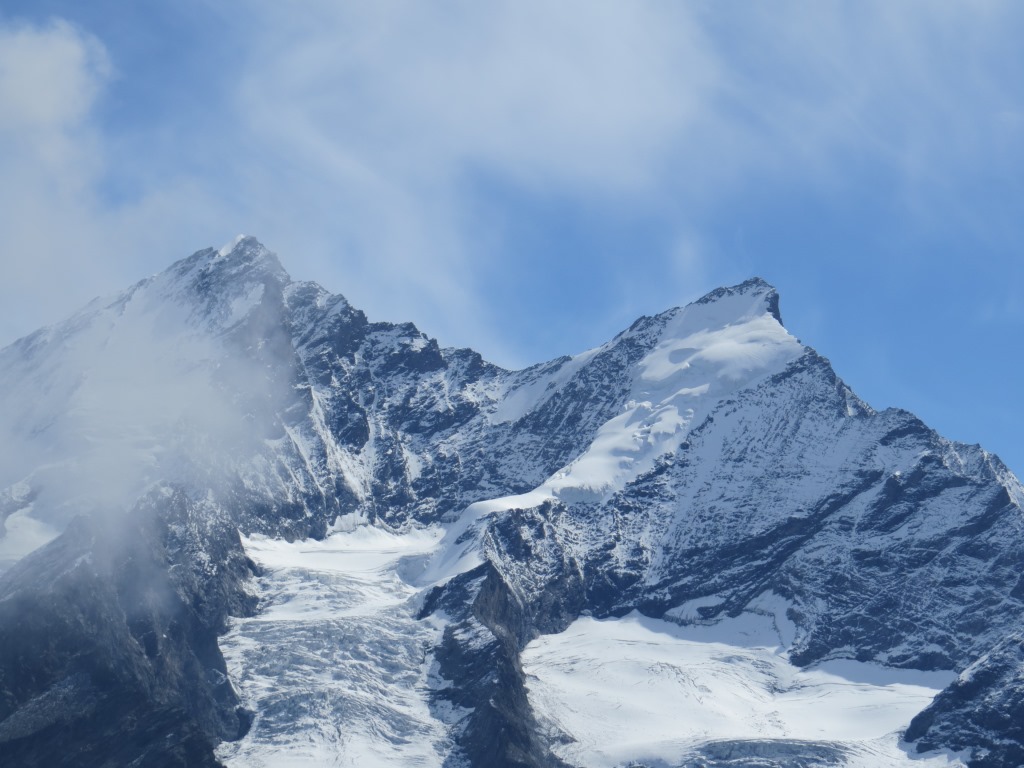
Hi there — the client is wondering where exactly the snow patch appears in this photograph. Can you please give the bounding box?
[416,489,553,586]
[490,349,600,425]
[325,511,368,534]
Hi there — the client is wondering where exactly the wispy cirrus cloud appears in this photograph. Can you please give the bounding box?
[211,1,723,360]
[215,1,1024,359]
[1,2,1023,367]
[0,16,237,345]
[0,19,113,335]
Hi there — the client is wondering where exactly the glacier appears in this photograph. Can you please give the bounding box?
[216,527,459,767]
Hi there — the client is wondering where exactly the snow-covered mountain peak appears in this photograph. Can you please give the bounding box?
[214,234,286,273]
[0,238,305,568]
[422,279,806,585]
[217,234,250,257]
[172,235,288,293]
[220,236,289,286]
[640,278,796,392]
[533,290,802,505]
[691,275,782,324]
[144,236,292,337]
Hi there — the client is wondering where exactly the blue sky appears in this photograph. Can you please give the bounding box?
[1,2,1023,475]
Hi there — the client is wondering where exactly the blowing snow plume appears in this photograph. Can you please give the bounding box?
[0,237,297,570]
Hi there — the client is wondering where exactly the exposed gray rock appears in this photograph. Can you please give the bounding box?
[0,489,256,767]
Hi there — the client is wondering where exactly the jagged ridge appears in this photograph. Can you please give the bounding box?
[0,238,1022,767]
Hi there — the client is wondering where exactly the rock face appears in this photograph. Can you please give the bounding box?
[0,237,1022,767]
[0,489,256,767]
[906,632,1024,768]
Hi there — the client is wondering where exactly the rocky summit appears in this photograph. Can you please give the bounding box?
[1,237,1022,767]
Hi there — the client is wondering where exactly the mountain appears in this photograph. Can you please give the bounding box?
[0,237,1022,767]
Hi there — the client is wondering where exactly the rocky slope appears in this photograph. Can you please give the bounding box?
[0,488,256,766]
[0,237,1022,767]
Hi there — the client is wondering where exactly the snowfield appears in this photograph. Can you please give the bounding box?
[521,610,967,768]
[220,524,968,768]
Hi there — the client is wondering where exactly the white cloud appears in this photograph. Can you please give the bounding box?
[209,1,724,360]
[0,19,109,133]
[0,18,236,347]
[702,3,1024,194]
[239,1,716,193]
[218,1,1024,358]
[0,20,108,218]
[1,3,1021,364]
[0,21,112,343]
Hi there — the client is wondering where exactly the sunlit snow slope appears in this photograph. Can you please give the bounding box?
[522,610,966,768]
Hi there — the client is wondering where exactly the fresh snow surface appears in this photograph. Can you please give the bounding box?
[546,303,803,503]
[521,610,965,768]
[490,350,601,425]
[420,298,805,585]
[216,525,465,768]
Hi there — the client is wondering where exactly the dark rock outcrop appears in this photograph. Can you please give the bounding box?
[0,489,256,767]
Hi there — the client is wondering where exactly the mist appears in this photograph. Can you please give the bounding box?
[0,247,295,571]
